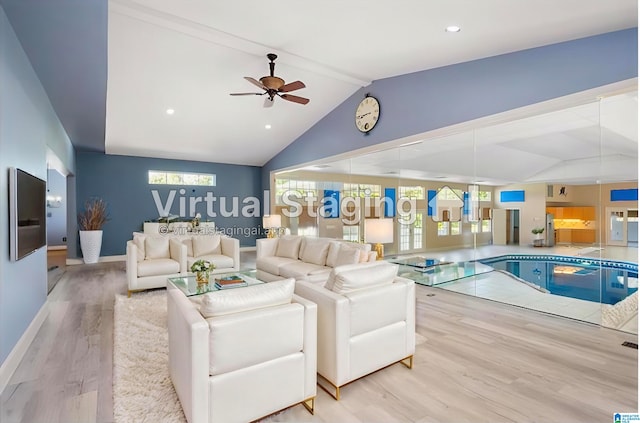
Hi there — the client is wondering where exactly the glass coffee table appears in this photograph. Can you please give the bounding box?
[168,270,263,297]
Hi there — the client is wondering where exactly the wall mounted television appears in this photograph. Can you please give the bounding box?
[9,167,47,261]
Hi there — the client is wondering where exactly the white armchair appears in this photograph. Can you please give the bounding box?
[126,235,187,296]
[167,279,317,423]
[294,262,415,400]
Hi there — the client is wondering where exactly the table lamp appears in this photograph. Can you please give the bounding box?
[364,218,394,260]
[262,214,282,238]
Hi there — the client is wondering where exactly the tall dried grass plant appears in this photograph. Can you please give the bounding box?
[78,198,110,230]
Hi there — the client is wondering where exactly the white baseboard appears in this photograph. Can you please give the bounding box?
[66,255,126,265]
[0,301,49,394]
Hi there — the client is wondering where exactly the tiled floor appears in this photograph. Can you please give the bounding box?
[394,244,638,334]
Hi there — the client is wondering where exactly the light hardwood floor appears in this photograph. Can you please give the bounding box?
[1,255,637,423]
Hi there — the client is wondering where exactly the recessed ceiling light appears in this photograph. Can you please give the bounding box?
[166,109,175,115]
[445,26,461,33]
[265,124,272,129]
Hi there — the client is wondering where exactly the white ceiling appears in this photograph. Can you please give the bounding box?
[105,0,638,168]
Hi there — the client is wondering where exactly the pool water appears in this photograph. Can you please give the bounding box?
[478,255,638,305]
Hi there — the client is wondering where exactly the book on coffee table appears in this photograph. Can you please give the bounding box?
[214,276,247,289]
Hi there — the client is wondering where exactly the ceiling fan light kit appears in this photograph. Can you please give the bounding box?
[230,53,310,106]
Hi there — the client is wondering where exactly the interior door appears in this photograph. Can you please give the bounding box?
[606,207,627,246]
[398,211,424,253]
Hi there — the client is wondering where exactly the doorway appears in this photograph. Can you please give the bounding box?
[506,209,520,245]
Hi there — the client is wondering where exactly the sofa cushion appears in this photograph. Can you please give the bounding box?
[279,261,327,279]
[332,262,398,294]
[299,238,331,266]
[256,256,299,276]
[192,235,222,257]
[182,238,194,257]
[137,258,180,277]
[326,241,371,267]
[324,262,398,293]
[334,244,362,267]
[347,282,409,337]
[145,236,170,259]
[199,278,295,318]
[275,236,302,259]
[133,234,146,262]
[188,254,234,270]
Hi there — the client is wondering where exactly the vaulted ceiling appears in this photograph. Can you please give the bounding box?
[1,0,638,181]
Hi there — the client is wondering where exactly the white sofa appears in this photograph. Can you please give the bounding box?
[168,279,317,423]
[294,261,415,400]
[126,232,240,296]
[256,235,377,283]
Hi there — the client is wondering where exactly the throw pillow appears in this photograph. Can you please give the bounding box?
[182,238,194,257]
[332,263,399,294]
[192,235,221,257]
[145,236,170,259]
[333,245,361,267]
[325,242,342,267]
[132,234,145,262]
[199,278,295,317]
[275,236,302,259]
[324,261,379,291]
[300,238,331,266]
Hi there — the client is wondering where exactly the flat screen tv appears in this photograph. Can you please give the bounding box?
[9,167,47,261]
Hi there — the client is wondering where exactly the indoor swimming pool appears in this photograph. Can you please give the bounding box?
[478,255,638,305]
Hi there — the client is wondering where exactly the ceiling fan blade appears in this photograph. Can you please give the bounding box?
[244,77,266,90]
[280,93,310,105]
[230,92,264,96]
[264,97,274,108]
[279,80,306,93]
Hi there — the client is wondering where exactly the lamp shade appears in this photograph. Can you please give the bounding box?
[364,218,394,243]
[262,214,282,228]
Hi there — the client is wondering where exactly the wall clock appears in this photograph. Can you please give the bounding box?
[355,95,380,133]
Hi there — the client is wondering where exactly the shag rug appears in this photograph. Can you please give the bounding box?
[113,290,428,422]
[113,290,187,423]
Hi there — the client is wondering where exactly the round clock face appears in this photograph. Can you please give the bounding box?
[355,96,380,133]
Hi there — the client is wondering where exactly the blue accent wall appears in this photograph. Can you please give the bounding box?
[0,5,75,365]
[262,29,637,186]
[500,190,526,202]
[427,190,436,216]
[611,188,639,202]
[76,152,263,256]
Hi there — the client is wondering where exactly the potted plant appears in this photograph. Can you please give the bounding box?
[191,259,215,286]
[78,197,109,263]
[532,227,545,247]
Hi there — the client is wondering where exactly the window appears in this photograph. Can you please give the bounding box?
[148,170,215,186]
[275,179,318,204]
[343,225,359,242]
[343,183,381,198]
[482,220,491,232]
[437,222,449,236]
[470,222,479,233]
[450,221,461,235]
[399,186,424,199]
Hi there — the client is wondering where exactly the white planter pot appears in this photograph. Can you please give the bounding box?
[80,230,103,264]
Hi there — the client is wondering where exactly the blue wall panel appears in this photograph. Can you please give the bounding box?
[76,152,263,255]
[500,190,526,202]
[611,188,639,202]
[384,188,396,218]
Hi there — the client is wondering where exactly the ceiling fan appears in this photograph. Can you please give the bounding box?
[230,53,309,107]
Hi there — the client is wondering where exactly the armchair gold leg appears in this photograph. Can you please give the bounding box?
[127,290,132,298]
[317,375,341,400]
[302,397,315,415]
[401,355,414,369]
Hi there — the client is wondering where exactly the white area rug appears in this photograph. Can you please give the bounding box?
[113,291,187,423]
